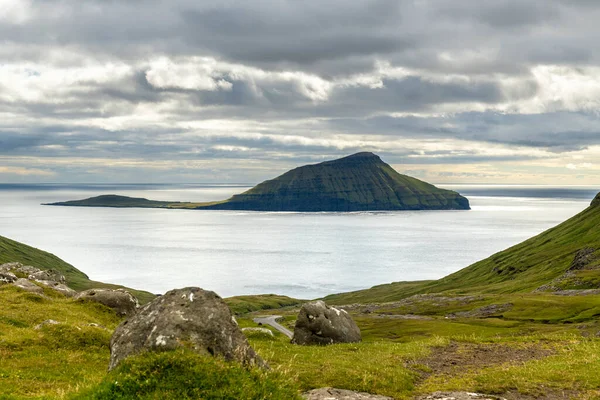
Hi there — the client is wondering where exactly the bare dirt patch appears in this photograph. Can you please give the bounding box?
[408,341,554,377]
[408,342,569,399]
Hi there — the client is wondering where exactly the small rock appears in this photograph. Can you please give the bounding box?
[88,323,108,330]
[76,289,139,317]
[34,319,60,330]
[0,271,17,283]
[29,269,66,284]
[303,387,393,400]
[12,278,44,294]
[242,327,275,337]
[37,280,77,297]
[292,300,361,345]
[109,287,266,371]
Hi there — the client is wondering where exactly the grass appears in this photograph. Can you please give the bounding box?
[225,294,304,315]
[3,280,600,399]
[242,308,600,399]
[0,285,121,399]
[0,235,155,304]
[74,350,301,400]
[418,339,600,398]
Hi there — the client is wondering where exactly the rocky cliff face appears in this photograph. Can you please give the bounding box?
[208,152,470,211]
[592,192,600,207]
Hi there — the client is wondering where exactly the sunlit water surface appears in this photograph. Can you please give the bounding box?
[0,184,596,299]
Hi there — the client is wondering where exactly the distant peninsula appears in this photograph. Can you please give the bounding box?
[46,152,470,211]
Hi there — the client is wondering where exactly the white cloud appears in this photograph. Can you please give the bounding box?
[0,61,132,103]
[0,0,33,24]
[144,56,332,101]
[566,162,594,170]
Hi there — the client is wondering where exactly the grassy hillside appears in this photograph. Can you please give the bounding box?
[0,235,155,304]
[5,278,600,399]
[225,294,305,315]
[326,192,600,304]
[219,152,470,211]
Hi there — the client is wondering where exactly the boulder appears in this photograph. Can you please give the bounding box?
[0,271,17,283]
[37,281,77,297]
[303,388,393,400]
[15,265,42,275]
[12,278,44,294]
[0,262,22,273]
[292,300,361,345]
[76,289,139,317]
[29,269,66,284]
[108,287,266,370]
[34,319,60,330]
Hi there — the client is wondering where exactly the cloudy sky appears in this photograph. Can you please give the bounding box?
[2,0,600,184]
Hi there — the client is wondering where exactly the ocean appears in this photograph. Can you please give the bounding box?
[0,184,597,299]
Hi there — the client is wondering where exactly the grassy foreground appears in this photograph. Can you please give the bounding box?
[3,281,600,399]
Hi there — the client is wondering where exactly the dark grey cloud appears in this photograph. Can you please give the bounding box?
[2,0,600,183]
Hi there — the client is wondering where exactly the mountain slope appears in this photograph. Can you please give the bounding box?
[207,152,469,211]
[326,192,600,303]
[49,152,470,212]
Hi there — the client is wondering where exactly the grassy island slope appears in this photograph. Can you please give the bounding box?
[47,152,470,212]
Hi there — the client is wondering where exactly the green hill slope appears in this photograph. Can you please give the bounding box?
[326,192,600,304]
[47,152,470,212]
[0,235,155,303]
[209,152,470,211]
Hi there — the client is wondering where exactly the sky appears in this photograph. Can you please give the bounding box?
[1,0,600,185]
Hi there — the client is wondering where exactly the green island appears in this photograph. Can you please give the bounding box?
[1,192,600,399]
[45,152,470,212]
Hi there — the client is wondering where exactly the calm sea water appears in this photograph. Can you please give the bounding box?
[0,184,597,299]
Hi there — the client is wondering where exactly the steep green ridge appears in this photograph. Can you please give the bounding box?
[207,152,469,211]
[326,192,600,304]
[0,235,155,303]
[47,152,470,211]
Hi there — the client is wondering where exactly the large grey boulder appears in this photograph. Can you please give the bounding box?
[29,269,66,284]
[108,287,266,370]
[292,300,361,345]
[76,289,139,317]
[303,388,393,400]
[12,278,44,294]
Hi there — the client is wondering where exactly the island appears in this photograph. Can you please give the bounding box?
[46,152,470,211]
